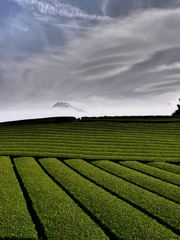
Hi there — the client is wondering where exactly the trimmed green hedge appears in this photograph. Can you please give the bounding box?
[93,160,180,204]
[148,162,180,175]
[39,157,179,240]
[14,157,108,240]
[119,161,180,186]
[65,159,180,233]
[0,156,37,239]
[0,119,180,162]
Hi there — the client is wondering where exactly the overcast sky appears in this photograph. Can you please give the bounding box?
[0,0,180,120]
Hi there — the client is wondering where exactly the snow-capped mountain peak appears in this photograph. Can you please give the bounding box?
[52,102,85,112]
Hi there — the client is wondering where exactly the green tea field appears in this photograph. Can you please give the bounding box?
[0,117,180,239]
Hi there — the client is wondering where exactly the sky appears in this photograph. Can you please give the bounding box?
[0,0,180,121]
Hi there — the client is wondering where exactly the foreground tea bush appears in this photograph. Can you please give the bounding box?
[0,156,37,239]
[148,162,180,175]
[14,157,108,240]
[65,159,180,233]
[93,161,180,204]
[119,161,180,186]
[39,157,179,240]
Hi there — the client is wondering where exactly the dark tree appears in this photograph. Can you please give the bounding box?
[172,99,180,116]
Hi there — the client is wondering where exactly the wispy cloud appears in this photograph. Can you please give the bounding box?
[1,2,180,116]
[135,79,180,93]
[102,0,109,16]
[13,0,113,22]
[149,62,180,73]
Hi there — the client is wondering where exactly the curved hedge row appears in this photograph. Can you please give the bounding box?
[119,161,180,186]
[0,157,37,239]
[148,162,180,175]
[65,159,180,233]
[39,158,179,240]
[14,157,108,240]
[0,119,180,161]
[93,161,180,203]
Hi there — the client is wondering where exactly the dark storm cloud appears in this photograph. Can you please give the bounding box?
[0,0,180,115]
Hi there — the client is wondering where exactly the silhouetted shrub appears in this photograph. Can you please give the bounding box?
[172,99,180,116]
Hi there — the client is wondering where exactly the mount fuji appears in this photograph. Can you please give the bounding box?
[52,102,85,113]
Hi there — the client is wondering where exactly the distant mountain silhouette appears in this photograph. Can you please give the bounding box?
[172,99,180,116]
[52,101,85,112]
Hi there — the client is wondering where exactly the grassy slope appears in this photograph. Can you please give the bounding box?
[0,117,180,239]
[0,116,180,162]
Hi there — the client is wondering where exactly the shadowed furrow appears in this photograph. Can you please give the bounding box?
[0,156,37,239]
[93,160,180,204]
[14,157,109,240]
[119,161,180,186]
[0,119,180,162]
[65,159,180,234]
[39,157,180,240]
[148,162,180,175]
